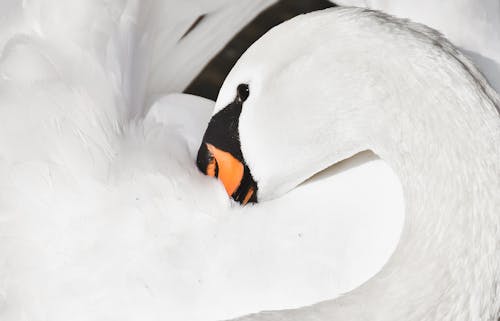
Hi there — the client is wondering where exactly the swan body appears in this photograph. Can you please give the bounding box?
[333,0,500,93]
[0,87,403,320]
[197,7,500,321]
[0,2,405,320]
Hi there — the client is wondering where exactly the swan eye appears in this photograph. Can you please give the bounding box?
[237,84,249,102]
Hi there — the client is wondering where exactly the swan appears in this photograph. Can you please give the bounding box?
[0,1,404,320]
[332,0,500,93]
[197,7,500,321]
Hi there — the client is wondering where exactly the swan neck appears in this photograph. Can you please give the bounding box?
[357,90,500,320]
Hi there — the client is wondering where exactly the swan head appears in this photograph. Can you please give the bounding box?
[197,9,382,204]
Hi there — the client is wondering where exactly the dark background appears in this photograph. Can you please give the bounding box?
[185,0,336,101]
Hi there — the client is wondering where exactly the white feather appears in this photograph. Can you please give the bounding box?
[0,2,404,321]
[332,0,500,93]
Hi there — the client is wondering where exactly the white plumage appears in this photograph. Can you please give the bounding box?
[0,2,404,321]
[213,7,499,321]
[333,0,500,93]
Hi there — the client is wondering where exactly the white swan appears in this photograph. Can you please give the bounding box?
[333,0,500,93]
[0,2,404,320]
[197,7,500,321]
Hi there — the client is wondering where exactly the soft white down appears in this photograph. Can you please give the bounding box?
[0,2,405,321]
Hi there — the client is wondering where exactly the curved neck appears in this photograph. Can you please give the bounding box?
[239,84,500,321]
[376,89,499,313]
[374,85,499,232]
[343,64,500,320]
[234,8,500,320]
[238,37,500,321]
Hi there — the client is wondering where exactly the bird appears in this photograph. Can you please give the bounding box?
[0,2,403,320]
[332,0,500,93]
[197,7,500,321]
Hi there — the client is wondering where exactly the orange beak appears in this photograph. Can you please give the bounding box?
[201,143,255,205]
[195,90,257,205]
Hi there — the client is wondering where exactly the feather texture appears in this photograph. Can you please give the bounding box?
[332,0,500,93]
[0,2,403,321]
